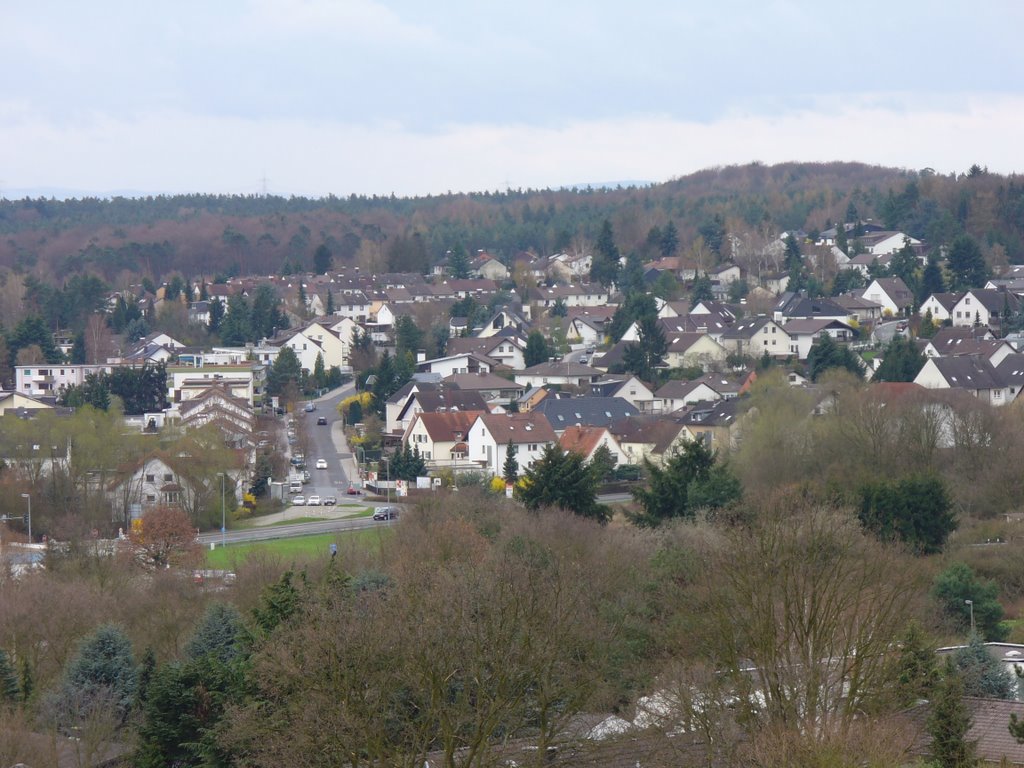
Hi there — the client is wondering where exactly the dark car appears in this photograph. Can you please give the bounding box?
[372,507,400,521]
[316,416,328,425]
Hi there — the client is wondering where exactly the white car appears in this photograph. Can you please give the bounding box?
[307,495,321,506]
[291,495,306,506]
[315,458,328,470]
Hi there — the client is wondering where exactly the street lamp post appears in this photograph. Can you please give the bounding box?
[965,599,975,635]
[382,457,391,505]
[19,493,31,543]
[217,473,226,549]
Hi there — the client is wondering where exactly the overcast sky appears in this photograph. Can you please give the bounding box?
[2,1,1021,198]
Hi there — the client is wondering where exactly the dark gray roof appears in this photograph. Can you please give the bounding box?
[720,316,774,340]
[928,355,1003,390]
[534,396,638,430]
[674,398,740,428]
[994,353,1024,389]
[777,295,849,318]
[966,288,1023,314]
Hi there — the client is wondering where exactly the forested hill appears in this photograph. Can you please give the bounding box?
[1,161,1022,283]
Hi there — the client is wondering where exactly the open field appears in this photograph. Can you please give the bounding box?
[205,528,388,569]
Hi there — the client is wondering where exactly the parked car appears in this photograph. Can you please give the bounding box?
[304,402,316,412]
[347,484,362,495]
[316,416,328,425]
[307,495,321,506]
[315,458,328,469]
[373,507,400,521]
[302,470,310,483]
[323,496,337,506]
[292,495,306,506]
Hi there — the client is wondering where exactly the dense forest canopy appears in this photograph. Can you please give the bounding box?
[1,161,1022,285]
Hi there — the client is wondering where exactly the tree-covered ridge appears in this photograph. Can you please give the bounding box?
[2,162,1022,284]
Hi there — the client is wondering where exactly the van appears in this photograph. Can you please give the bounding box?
[289,480,302,494]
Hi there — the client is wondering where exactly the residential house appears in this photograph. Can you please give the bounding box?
[918,292,964,323]
[995,354,1024,402]
[708,263,741,287]
[15,364,112,398]
[107,453,221,526]
[298,320,350,369]
[417,352,494,378]
[166,363,257,406]
[841,252,879,277]
[913,355,1011,406]
[719,317,792,359]
[402,410,486,471]
[833,294,883,323]
[533,395,638,435]
[0,391,57,416]
[653,379,724,414]
[476,306,529,338]
[902,697,1024,766]
[278,328,325,373]
[442,372,524,405]
[514,361,603,389]
[122,341,177,365]
[923,330,1013,366]
[664,333,729,371]
[761,271,790,295]
[590,375,658,411]
[189,300,212,326]
[782,318,857,360]
[688,300,738,324]
[609,415,690,466]
[365,301,396,342]
[474,255,509,281]
[331,290,371,321]
[175,381,255,450]
[567,315,605,347]
[675,398,743,451]
[528,284,611,311]
[862,231,921,256]
[949,289,1023,333]
[653,371,755,413]
[393,386,490,437]
[446,335,526,371]
[774,294,853,324]
[558,425,627,467]
[466,412,557,476]
[860,277,914,316]
[516,386,550,413]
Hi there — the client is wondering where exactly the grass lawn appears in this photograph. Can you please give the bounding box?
[205,528,388,569]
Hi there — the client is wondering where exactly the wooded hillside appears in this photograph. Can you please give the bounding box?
[1,161,1021,286]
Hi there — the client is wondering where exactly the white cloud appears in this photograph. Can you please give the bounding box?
[2,95,1022,199]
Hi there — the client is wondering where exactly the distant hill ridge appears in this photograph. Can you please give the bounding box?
[0,161,1020,281]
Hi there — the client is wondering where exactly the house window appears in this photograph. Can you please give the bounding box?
[771,326,776,334]
[965,298,971,305]
[145,494,156,502]
[164,473,173,481]
[145,474,155,483]
[529,444,538,451]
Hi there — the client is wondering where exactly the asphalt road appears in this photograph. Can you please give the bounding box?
[293,382,357,502]
[200,513,394,546]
